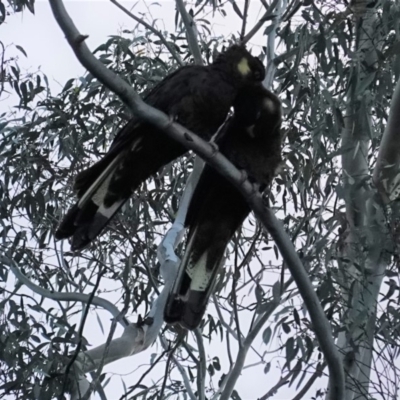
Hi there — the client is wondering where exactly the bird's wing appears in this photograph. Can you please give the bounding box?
[55,63,239,250]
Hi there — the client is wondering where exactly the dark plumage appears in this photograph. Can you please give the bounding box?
[55,45,265,250]
[164,84,282,330]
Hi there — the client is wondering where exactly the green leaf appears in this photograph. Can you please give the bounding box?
[15,45,27,57]
[264,362,271,374]
[0,2,5,24]
[262,327,272,345]
[286,337,295,363]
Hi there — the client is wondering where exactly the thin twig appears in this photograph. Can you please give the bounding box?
[160,343,174,398]
[291,363,326,400]
[160,335,197,400]
[120,351,168,399]
[233,238,243,346]
[264,0,285,89]
[0,41,5,98]
[213,294,239,340]
[241,0,280,45]
[63,267,105,397]
[258,368,296,399]
[9,261,129,327]
[219,297,280,400]
[240,0,250,41]
[282,0,302,22]
[109,0,184,66]
[82,276,132,400]
[194,329,206,400]
[228,0,244,19]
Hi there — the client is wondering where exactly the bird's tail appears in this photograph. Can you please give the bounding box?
[164,226,224,330]
[55,150,128,250]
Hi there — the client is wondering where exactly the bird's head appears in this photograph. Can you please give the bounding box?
[234,83,282,139]
[213,45,265,84]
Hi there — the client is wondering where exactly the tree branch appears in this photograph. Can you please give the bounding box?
[241,0,280,45]
[240,0,250,41]
[80,277,131,400]
[218,300,280,400]
[49,2,344,398]
[109,0,184,67]
[8,259,128,328]
[194,328,206,400]
[291,363,326,400]
[175,0,203,65]
[227,0,244,19]
[264,0,287,89]
[258,368,296,400]
[337,7,387,399]
[160,336,197,400]
[373,70,400,204]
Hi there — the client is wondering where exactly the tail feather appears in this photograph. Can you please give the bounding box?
[77,152,123,208]
[55,151,128,250]
[70,198,126,250]
[73,155,113,197]
[54,204,80,240]
[164,227,223,330]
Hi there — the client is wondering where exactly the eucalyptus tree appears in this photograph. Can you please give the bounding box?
[1,0,399,399]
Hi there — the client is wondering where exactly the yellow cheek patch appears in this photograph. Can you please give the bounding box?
[237,57,251,76]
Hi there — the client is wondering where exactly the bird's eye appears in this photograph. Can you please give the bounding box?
[254,69,264,81]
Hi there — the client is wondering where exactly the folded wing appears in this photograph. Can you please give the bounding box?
[55,46,266,250]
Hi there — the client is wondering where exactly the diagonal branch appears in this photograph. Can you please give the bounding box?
[8,259,129,328]
[241,0,280,45]
[175,0,203,65]
[109,0,184,66]
[240,0,250,41]
[291,363,326,400]
[48,1,344,398]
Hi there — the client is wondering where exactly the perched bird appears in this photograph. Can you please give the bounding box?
[164,83,282,330]
[55,45,265,250]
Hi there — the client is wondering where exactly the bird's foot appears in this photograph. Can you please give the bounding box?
[209,141,219,156]
[239,169,248,184]
[164,114,178,131]
[252,182,261,194]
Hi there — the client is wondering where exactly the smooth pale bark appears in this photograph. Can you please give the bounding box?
[373,66,400,204]
[338,2,389,399]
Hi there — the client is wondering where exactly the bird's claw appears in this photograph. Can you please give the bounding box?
[252,182,261,193]
[239,169,248,184]
[210,142,219,155]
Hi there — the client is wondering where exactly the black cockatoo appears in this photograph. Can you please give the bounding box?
[164,83,282,330]
[55,45,265,250]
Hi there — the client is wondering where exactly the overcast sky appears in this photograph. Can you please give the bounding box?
[1,2,325,399]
